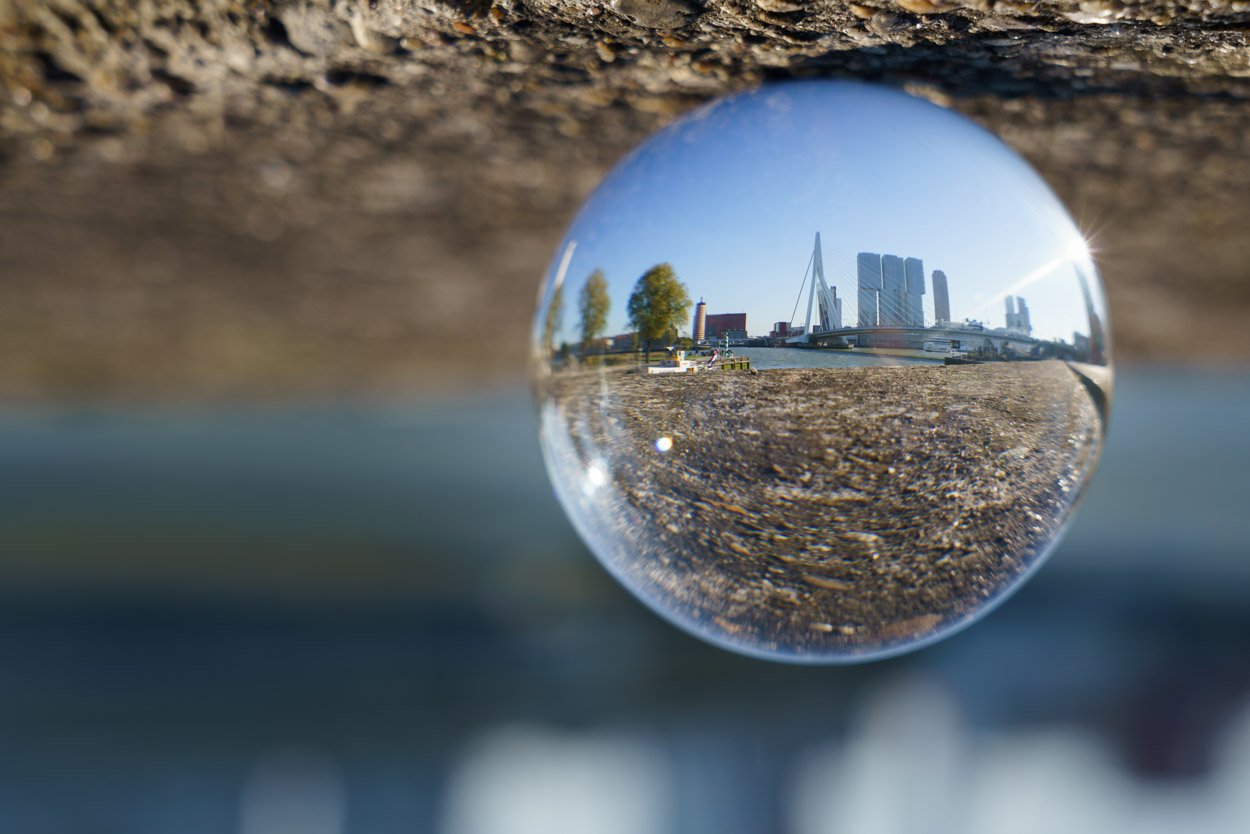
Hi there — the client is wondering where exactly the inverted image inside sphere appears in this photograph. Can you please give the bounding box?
[532,81,1112,663]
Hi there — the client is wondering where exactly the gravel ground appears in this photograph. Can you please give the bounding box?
[540,359,1103,658]
[0,1,1248,400]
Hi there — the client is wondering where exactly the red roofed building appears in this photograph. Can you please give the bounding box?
[704,313,746,339]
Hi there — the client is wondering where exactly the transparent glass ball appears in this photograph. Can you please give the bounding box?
[532,81,1111,662]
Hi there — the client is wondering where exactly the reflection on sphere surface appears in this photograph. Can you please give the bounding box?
[532,82,1111,662]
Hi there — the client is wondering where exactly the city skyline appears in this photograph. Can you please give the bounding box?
[552,246,1057,345]
[537,82,1106,348]
[547,225,1099,345]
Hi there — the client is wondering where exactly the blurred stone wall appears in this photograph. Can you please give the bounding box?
[1,0,1248,400]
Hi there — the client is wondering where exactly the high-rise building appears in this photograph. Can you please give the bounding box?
[705,312,747,339]
[932,270,951,323]
[857,252,882,327]
[816,285,842,332]
[879,255,906,326]
[693,298,707,342]
[1005,295,1032,333]
[904,257,926,327]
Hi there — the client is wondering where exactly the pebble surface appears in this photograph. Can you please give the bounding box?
[540,360,1103,657]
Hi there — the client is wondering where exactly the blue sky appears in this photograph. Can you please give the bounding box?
[539,82,1106,344]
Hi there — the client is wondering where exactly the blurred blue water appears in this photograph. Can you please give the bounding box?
[0,369,1247,834]
[2,369,1245,585]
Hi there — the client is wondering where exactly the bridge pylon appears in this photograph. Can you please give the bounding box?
[801,231,841,337]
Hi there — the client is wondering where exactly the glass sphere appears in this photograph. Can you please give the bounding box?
[532,81,1111,662]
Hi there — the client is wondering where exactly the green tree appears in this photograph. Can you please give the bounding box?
[578,269,611,363]
[627,263,692,365]
[541,281,564,360]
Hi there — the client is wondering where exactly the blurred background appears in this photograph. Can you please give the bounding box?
[3,1,1250,833]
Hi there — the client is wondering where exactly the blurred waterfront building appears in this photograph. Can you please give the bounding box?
[693,299,707,343]
[0,371,1249,834]
[932,270,951,324]
[608,333,637,352]
[1074,331,1092,357]
[704,313,747,339]
[1005,296,1032,334]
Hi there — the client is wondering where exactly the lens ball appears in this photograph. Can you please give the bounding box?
[532,82,1111,662]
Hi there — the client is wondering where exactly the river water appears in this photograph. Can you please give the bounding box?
[735,346,944,370]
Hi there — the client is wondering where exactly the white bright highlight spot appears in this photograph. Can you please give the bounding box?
[239,750,345,834]
[586,462,607,488]
[1066,234,1093,262]
[441,726,672,834]
[655,436,673,453]
[550,240,576,294]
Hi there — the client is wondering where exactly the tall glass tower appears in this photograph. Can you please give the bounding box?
[857,253,882,327]
[904,257,926,327]
[880,255,906,327]
[932,270,951,324]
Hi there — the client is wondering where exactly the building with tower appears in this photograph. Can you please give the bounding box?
[693,298,707,342]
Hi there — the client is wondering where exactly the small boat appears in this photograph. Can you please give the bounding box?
[647,350,701,374]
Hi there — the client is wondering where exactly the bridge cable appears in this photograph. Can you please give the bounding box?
[788,249,815,328]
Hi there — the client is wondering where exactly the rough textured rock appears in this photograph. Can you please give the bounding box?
[539,360,1102,657]
[0,0,1248,400]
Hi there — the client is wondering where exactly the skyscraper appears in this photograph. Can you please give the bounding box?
[693,298,707,342]
[879,255,906,326]
[857,252,882,327]
[904,257,926,327]
[932,270,951,323]
[1005,296,1032,332]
